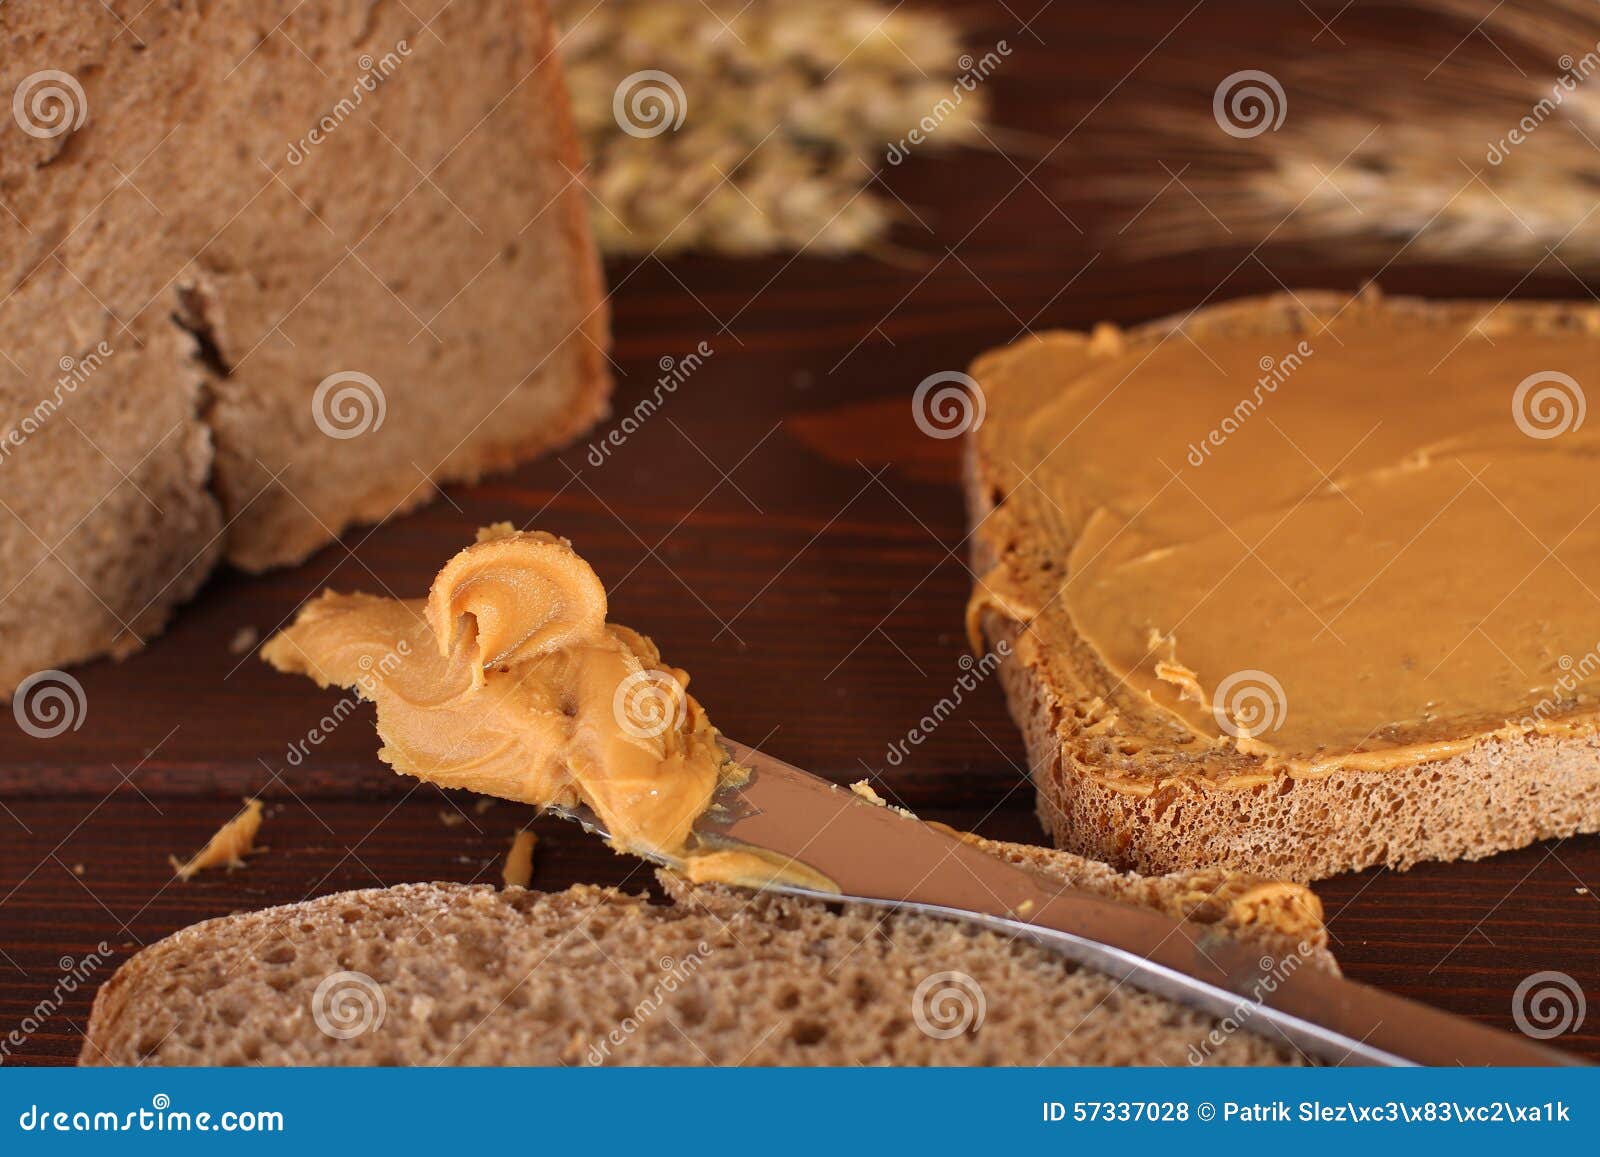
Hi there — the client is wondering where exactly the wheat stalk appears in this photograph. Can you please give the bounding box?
[1097,0,1600,271]
[551,0,989,257]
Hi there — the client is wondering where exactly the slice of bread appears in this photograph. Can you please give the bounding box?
[0,0,607,696]
[79,835,1332,1066]
[965,290,1600,880]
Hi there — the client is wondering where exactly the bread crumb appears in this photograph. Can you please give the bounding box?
[476,521,519,543]
[473,798,496,816]
[502,830,537,888]
[1087,322,1125,357]
[850,779,919,820]
[228,626,259,655]
[1578,887,1591,895]
[169,798,264,881]
[850,780,887,807]
[438,810,467,829]
[70,863,85,877]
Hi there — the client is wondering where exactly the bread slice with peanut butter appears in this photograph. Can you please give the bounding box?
[80,839,1331,1066]
[965,289,1600,880]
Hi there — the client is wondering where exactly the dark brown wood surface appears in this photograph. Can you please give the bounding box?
[3,0,1598,1065]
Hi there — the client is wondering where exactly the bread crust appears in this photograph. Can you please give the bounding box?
[964,290,1600,880]
[0,0,610,694]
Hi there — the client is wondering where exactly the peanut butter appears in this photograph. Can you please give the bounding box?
[679,846,839,892]
[968,294,1600,787]
[502,830,537,888]
[262,525,744,864]
[170,797,264,880]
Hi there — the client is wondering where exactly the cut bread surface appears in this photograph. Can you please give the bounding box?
[965,290,1600,879]
[80,836,1331,1066]
[0,0,607,695]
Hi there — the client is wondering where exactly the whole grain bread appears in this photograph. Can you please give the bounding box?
[79,835,1332,1066]
[964,290,1600,881]
[0,0,607,696]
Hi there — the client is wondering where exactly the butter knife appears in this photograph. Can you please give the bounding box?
[545,739,1582,1067]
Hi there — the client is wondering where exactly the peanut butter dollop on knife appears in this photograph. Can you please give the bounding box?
[262,524,763,873]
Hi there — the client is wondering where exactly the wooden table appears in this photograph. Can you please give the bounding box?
[3,0,1597,1065]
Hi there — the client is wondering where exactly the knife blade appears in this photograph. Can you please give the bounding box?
[547,738,1583,1067]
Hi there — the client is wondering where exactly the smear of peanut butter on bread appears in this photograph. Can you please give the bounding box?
[968,296,1600,783]
[263,525,742,863]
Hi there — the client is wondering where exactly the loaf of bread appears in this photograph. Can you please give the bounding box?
[0,0,608,696]
[965,290,1600,880]
[80,836,1331,1066]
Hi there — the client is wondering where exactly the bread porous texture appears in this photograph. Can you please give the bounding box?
[81,838,1331,1066]
[0,0,608,695]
